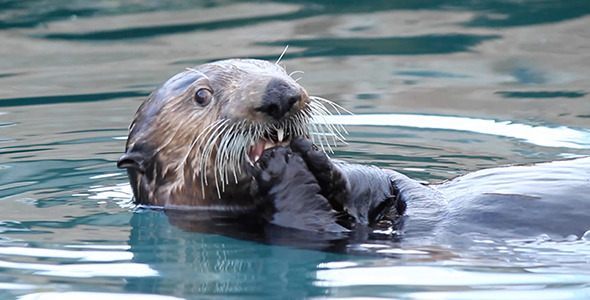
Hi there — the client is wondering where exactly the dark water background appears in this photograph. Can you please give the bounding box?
[1,0,590,299]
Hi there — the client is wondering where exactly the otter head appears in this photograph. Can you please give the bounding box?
[117,59,345,208]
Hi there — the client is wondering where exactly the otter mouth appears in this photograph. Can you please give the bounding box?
[248,128,292,163]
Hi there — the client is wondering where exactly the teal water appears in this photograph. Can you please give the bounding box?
[1,1,590,299]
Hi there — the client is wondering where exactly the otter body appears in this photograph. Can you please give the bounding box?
[118,59,590,240]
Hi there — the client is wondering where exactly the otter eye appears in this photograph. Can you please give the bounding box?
[194,88,213,106]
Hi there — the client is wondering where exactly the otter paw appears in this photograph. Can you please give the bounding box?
[289,137,333,187]
[247,145,350,232]
[289,137,351,212]
[246,146,292,196]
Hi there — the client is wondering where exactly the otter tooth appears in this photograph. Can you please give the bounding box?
[277,128,284,142]
[264,141,275,150]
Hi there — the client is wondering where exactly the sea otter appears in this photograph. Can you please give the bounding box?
[118,58,590,240]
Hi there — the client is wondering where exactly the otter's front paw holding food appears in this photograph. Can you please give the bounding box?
[289,138,352,209]
[247,140,353,233]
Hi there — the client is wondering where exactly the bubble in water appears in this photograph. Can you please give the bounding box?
[582,230,590,241]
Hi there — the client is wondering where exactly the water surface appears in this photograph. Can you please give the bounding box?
[1,1,590,299]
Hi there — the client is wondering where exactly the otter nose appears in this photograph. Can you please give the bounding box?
[258,78,302,120]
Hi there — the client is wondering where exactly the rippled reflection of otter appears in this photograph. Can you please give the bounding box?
[118,59,590,240]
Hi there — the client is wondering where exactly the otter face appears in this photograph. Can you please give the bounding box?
[118,59,346,207]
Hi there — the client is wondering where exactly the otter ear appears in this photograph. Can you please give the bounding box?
[117,151,146,173]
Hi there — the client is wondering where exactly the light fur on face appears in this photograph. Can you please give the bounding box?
[176,95,349,198]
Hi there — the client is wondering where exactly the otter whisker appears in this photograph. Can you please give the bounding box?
[244,123,256,166]
[230,128,248,178]
[302,110,327,151]
[199,130,223,194]
[309,105,339,147]
[308,99,348,144]
[177,118,226,176]
[220,121,245,187]
[296,109,315,139]
[305,105,336,152]
[227,121,245,180]
[214,127,230,189]
[204,119,281,198]
[311,96,354,115]
[184,118,227,197]
[198,119,230,192]
[287,117,300,143]
[310,95,351,136]
[276,45,289,65]
[214,121,242,195]
[289,70,304,77]
[186,67,211,81]
[295,111,311,135]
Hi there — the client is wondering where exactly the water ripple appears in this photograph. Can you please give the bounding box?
[0,91,147,107]
[497,91,588,98]
[315,265,590,287]
[316,114,590,149]
[0,247,132,262]
[18,292,183,300]
[0,260,157,278]
[263,34,501,57]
